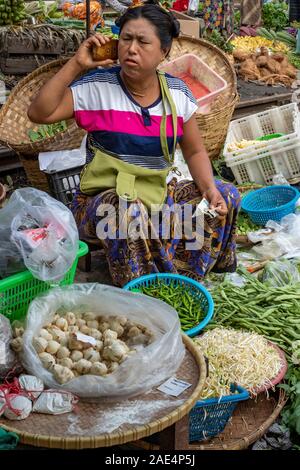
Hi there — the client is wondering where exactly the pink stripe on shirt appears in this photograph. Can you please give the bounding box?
[74,109,183,137]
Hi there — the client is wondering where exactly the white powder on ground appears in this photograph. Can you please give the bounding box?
[67,398,185,435]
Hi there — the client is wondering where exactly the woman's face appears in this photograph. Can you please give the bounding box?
[118,18,165,79]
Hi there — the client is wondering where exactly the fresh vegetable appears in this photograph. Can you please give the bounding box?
[208,267,300,360]
[28,121,67,142]
[287,52,300,70]
[206,30,233,54]
[0,0,26,26]
[194,327,284,398]
[280,367,300,435]
[237,212,260,236]
[230,35,290,54]
[262,1,289,32]
[139,281,206,332]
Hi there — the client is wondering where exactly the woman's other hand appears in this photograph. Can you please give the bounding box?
[72,34,115,71]
[203,187,228,216]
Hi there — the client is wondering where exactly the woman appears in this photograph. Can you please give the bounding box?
[200,1,235,36]
[28,0,240,287]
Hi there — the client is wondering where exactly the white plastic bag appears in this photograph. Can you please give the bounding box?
[8,188,79,282]
[32,390,78,415]
[39,135,87,173]
[21,283,185,399]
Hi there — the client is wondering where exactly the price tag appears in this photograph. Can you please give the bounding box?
[157,377,192,397]
[76,332,97,347]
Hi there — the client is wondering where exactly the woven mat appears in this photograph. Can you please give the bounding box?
[0,336,207,449]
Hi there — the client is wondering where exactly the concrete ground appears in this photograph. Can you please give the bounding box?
[74,249,113,286]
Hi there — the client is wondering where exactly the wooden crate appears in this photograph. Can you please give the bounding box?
[0,55,61,75]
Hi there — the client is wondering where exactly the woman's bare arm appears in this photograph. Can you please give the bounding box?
[27,34,114,124]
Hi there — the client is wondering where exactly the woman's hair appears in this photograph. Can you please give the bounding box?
[115,0,180,52]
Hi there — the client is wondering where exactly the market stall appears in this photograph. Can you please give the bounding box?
[0,0,300,453]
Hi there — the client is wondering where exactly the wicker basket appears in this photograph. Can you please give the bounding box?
[168,37,238,160]
[0,58,86,156]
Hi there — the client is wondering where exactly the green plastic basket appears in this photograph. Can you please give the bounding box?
[0,241,88,322]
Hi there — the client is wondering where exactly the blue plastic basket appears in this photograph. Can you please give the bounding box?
[241,185,299,225]
[189,384,250,442]
[123,273,214,337]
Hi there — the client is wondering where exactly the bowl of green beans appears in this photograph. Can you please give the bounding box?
[123,273,214,337]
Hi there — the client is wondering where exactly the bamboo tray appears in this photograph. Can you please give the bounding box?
[129,388,287,451]
[0,335,207,449]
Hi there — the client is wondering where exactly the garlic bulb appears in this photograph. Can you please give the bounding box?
[39,328,53,342]
[127,326,141,338]
[47,326,65,343]
[87,320,98,330]
[65,312,76,325]
[56,346,70,359]
[71,350,83,362]
[102,339,129,362]
[80,325,91,335]
[76,318,86,329]
[98,321,110,333]
[109,320,124,337]
[83,312,97,322]
[10,337,23,352]
[90,362,108,376]
[57,357,73,369]
[46,340,60,355]
[13,326,25,338]
[109,362,119,373]
[53,365,74,384]
[83,348,100,363]
[55,317,68,332]
[68,325,79,334]
[103,329,118,345]
[74,359,92,374]
[39,352,56,370]
[116,315,127,326]
[33,337,48,354]
[58,333,69,347]
[95,340,104,352]
[89,329,102,340]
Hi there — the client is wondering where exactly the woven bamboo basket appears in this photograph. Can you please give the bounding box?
[0,335,207,449]
[168,37,238,161]
[128,388,287,451]
[0,58,85,192]
[0,58,85,156]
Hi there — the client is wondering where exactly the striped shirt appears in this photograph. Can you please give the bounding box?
[70,66,198,170]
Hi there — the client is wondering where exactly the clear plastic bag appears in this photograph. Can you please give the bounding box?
[0,314,17,380]
[258,259,300,287]
[7,188,79,282]
[21,283,185,399]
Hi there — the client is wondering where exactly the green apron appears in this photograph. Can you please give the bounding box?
[80,71,178,211]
